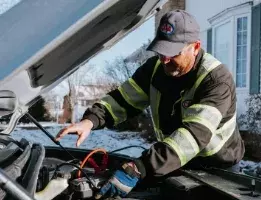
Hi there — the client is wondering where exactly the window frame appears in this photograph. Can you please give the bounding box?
[208,3,251,92]
[235,14,250,89]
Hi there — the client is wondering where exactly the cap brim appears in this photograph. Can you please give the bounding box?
[147,39,186,57]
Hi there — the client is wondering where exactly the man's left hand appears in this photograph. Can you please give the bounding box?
[95,162,141,199]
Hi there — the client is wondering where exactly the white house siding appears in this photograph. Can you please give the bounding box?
[186,0,251,30]
[254,0,261,6]
[186,0,253,118]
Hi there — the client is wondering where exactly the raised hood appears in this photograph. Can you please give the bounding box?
[0,0,167,133]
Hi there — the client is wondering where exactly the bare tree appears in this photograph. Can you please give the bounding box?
[104,56,139,90]
[44,54,142,124]
[65,67,88,123]
[124,39,154,65]
[58,64,96,123]
[44,91,62,122]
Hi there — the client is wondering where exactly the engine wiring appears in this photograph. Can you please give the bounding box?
[76,145,148,178]
[77,148,108,178]
[51,145,147,191]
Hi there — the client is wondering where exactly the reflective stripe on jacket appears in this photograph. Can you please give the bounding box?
[99,77,149,125]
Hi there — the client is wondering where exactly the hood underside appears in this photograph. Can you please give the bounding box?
[0,0,167,132]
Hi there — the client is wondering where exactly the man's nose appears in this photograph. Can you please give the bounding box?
[159,55,171,64]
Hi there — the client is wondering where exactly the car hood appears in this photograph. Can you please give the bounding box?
[0,0,167,133]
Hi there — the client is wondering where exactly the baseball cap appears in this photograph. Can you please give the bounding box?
[147,10,200,57]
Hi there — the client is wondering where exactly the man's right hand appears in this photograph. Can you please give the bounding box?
[55,119,94,147]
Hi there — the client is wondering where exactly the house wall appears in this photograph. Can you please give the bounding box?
[186,0,251,30]
[186,0,252,51]
[186,0,253,118]
[254,0,261,6]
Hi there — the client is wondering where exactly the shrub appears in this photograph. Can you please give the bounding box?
[238,94,261,134]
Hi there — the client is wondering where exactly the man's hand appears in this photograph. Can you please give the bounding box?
[55,119,94,147]
[95,162,140,199]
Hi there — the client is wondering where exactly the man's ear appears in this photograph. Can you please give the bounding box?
[193,40,201,56]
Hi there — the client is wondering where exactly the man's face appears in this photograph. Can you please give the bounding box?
[158,42,200,77]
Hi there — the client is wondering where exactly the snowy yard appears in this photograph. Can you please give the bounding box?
[10,125,152,158]
[5,123,261,177]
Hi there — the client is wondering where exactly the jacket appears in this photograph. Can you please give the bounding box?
[82,49,245,178]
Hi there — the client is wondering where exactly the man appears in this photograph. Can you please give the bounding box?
[56,10,245,199]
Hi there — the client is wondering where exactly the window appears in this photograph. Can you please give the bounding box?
[214,22,231,67]
[236,17,248,88]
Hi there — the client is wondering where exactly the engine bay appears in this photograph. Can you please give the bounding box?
[1,134,261,200]
[0,116,161,200]
[37,157,109,199]
[36,153,161,200]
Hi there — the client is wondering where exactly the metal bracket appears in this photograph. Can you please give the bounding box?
[145,0,168,20]
[1,104,28,134]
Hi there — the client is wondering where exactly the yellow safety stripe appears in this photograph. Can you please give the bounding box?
[99,95,127,125]
[182,54,222,104]
[128,78,148,100]
[163,128,200,166]
[155,128,164,142]
[164,137,186,166]
[150,86,164,141]
[150,60,165,141]
[118,78,149,110]
[200,53,222,72]
[151,60,161,81]
[192,59,221,90]
[182,104,222,134]
[199,114,236,156]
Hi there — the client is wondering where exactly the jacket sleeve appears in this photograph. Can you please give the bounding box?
[81,56,158,129]
[137,70,234,178]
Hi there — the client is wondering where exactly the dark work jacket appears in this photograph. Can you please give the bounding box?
[82,49,245,179]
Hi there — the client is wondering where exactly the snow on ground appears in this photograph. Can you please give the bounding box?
[11,126,152,158]
[8,123,261,177]
[236,160,261,177]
